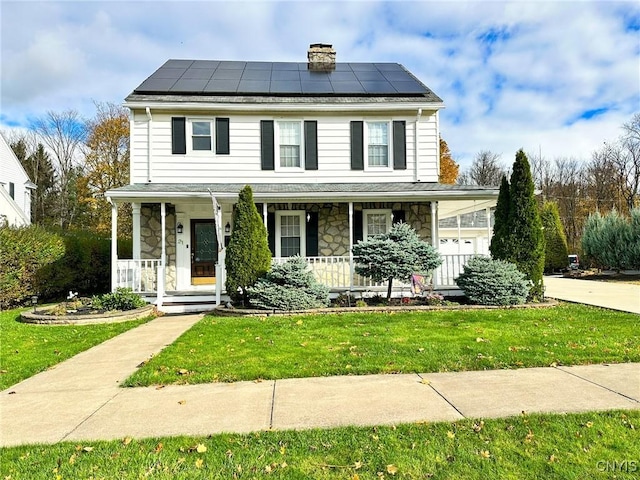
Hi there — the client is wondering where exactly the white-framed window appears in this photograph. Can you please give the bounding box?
[276,211,306,257]
[276,121,303,170]
[363,209,392,238]
[190,120,213,152]
[366,121,390,168]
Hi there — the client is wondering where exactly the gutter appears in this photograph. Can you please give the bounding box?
[145,107,153,182]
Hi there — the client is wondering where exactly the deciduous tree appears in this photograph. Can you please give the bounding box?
[439,137,459,184]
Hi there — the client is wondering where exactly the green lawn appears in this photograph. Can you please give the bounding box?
[2,410,637,479]
[0,308,152,390]
[124,304,640,387]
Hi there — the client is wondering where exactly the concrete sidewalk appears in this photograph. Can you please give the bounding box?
[1,314,639,447]
[545,275,640,314]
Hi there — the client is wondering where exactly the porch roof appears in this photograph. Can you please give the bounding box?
[106,182,499,204]
[105,182,498,217]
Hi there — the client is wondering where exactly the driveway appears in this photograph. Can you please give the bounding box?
[544,275,640,314]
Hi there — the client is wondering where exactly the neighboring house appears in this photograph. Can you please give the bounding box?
[106,44,499,312]
[0,134,36,226]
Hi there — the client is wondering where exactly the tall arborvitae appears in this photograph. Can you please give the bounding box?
[225,185,272,306]
[489,175,511,260]
[507,149,545,299]
[540,201,569,273]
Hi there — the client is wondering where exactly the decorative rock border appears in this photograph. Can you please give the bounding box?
[19,304,156,325]
[213,299,559,317]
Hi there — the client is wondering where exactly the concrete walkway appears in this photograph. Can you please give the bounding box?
[544,275,640,314]
[2,313,639,447]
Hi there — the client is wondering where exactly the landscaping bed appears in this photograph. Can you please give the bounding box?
[19,304,156,325]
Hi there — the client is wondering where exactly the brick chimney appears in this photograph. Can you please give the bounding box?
[307,43,336,71]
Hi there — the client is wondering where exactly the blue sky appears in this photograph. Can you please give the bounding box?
[1,0,638,169]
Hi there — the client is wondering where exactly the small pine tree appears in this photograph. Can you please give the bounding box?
[455,256,529,306]
[246,256,330,310]
[352,222,442,299]
[582,209,640,270]
[225,185,272,306]
[489,175,511,259]
[540,201,569,273]
[507,149,545,299]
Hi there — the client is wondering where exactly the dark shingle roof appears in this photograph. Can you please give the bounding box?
[132,60,442,101]
[107,182,497,200]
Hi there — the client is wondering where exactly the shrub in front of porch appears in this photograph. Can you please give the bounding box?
[352,222,442,299]
[246,256,330,311]
[455,256,529,306]
[225,185,272,306]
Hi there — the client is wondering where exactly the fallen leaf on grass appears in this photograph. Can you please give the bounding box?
[386,464,398,475]
[154,443,163,453]
[177,369,190,375]
[479,450,491,458]
[122,437,132,445]
[195,458,203,469]
[447,431,455,439]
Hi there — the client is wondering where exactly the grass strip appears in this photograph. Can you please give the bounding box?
[124,304,639,386]
[2,410,638,479]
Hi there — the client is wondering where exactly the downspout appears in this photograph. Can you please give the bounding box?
[414,108,422,182]
[145,107,153,183]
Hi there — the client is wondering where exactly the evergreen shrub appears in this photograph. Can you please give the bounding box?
[0,224,65,308]
[582,208,640,270]
[455,256,529,306]
[247,256,329,311]
[91,288,147,311]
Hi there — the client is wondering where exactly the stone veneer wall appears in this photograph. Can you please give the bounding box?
[268,202,432,256]
[140,204,177,291]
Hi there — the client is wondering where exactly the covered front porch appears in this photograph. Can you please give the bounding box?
[106,183,498,312]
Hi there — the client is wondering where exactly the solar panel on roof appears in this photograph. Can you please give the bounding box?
[132,59,437,97]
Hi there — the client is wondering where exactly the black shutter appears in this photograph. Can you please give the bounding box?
[353,210,363,243]
[171,117,186,154]
[392,209,406,225]
[304,121,318,170]
[350,121,364,170]
[306,211,319,256]
[267,211,276,256]
[260,120,274,170]
[216,118,230,154]
[393,120,406,170]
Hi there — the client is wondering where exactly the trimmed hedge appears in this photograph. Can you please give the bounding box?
[0,224,65,309]
[455,256,530,306]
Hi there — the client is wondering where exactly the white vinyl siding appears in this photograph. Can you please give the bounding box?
[276,211,306,257]
[129,110,439,184]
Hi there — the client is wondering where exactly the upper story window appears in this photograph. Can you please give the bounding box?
[363,209,392,238]
[9,182,15,200]
[367,122,389,168]
[277,121,302,169]
[192,121,212,151]
[171,117,229,155]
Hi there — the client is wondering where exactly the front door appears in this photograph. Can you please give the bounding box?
[191,219,217,285]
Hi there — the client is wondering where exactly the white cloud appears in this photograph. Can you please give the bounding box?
[1,0,638,170]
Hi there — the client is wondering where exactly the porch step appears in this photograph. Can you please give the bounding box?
[158,303,218,314]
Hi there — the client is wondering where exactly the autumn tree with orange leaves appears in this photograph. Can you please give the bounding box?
[439,137,459,184]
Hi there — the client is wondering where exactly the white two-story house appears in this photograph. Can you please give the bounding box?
[0,135,36,226]
[106,45,498,312]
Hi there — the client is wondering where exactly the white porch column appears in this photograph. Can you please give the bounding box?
[263,202,268,229]
[132,202,141,259]
[431,201,439,290]
[486,207,492,255]
[348,201,354,291]
[157,202,166,308]
[216,202,223,306]
[110,200,118,292]
[457,214,462,254]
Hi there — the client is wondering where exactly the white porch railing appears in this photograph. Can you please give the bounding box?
[273,254,477,290]
[115,259,161,293]
[116,254,478,295]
